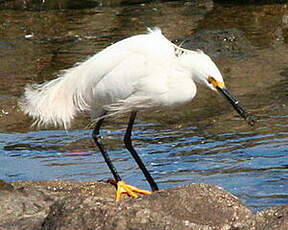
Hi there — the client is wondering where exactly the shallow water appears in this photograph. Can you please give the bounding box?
[0,1,288,211]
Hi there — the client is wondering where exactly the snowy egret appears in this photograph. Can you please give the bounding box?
[20,28,256,200]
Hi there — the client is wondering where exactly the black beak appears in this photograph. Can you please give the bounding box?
[216,86,257,126]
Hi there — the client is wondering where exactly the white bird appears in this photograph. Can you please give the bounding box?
[19,28,256,200]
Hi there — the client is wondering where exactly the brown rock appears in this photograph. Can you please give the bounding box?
[0,180,14,191]
[41,183,254,230]
[0,180,114,230]
[0,180,287,230]
[255,204,288,230]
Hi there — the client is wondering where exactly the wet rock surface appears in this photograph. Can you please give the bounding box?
[0,180,287,230]
[179,28,254,59]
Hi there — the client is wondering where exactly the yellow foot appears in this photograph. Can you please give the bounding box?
[116,181,152,201]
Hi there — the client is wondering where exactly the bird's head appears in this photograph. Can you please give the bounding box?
[178,50,256,126]
[178,50,224,90]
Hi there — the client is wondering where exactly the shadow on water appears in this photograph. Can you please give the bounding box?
[0,0,287,211]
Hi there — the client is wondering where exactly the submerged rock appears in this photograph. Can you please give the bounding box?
[179,28,254,59]
[0,180,287,230]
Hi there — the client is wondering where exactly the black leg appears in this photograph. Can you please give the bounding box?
[124,111,159,191]
[92,117,121,182]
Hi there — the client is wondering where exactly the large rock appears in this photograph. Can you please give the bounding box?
[41,183,254,230]
[0,180,287,230]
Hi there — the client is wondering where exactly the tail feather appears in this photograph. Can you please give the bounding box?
[19,70,90,129]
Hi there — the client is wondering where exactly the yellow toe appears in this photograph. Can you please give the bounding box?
[116,181,152,201]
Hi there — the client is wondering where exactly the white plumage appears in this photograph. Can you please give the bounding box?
[19,28,225,129]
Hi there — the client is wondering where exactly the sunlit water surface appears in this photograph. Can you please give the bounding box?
[0,1,288,211]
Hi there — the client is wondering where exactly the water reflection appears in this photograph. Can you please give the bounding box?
[0,0,287,211]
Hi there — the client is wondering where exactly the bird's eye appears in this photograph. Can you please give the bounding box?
[207,76,225,88]
[207,76,216,86]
